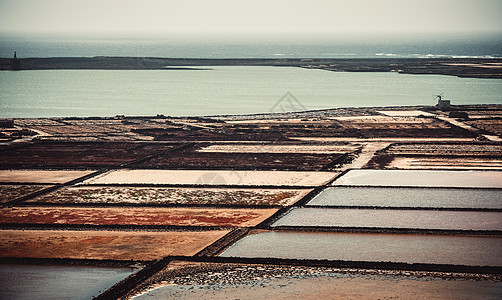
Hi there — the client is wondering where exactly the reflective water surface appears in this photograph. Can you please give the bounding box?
[333,170,502,188]
[0,264,137,300]
[220,231,502,266]
[308,187,502,209]
[272,208,502,231]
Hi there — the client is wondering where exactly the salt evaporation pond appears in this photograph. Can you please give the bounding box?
[271,208,502,231]
[220,231,502,266]
[0,264,137,300]
[307,187,502,209]
[333,170,502,188]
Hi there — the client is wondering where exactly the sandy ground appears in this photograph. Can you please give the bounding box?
[376,110,435,117]
[332,115,435,123]
[390,157,502,170]
[0,207,278,227]
[30,186,311,206]
[84,170,337,186]
[196,144,359,154]
[0,170,94,184]
[0,229,229,260]
[343,142,390,169]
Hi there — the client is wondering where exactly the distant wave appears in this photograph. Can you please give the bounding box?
[375,53,398,57]
[375,53,501,59]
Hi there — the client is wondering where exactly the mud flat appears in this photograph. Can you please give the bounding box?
[0,185,52,203]
[0,207,278,227]
[333,169,502,188]
[220,231,502,266]
[271,208,502,231]
[0,142,175,168]
[29,186,310,206]
[0,170,95,184]
[0,229,229,260]
[307,187,502,209]
[137,151,341,170]
[132,263,502,300]
[83,169,337,186]
[0,263,137,300]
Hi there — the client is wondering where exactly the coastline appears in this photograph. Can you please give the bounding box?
[1,57,501,78]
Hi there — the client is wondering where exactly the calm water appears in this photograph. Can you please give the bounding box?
[271,208,502,231]
[308,187,502,209]
[1,67,501,118]
[333,170,502,188]
[0,264,137,300]
[220,231,502,266]
[1,35,501,58]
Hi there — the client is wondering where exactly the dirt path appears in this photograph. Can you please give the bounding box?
[341,142,391,170]
[438,116,502,142]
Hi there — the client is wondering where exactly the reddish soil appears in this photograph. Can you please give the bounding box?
[0,207,278,227]
[0,229,229,260]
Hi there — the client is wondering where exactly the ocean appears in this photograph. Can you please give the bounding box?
[1,34,501,59]
[0,35,501,118]
[1,67,501,118]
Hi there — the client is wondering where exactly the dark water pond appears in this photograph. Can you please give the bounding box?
[0,264,138,300]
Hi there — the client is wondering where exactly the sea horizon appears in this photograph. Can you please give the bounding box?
[1,33,501,59]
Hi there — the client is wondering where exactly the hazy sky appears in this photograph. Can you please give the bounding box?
[0,0,501,40]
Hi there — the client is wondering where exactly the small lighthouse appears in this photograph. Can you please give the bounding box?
[10,51,21,70]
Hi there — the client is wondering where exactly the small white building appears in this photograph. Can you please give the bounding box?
[438,99,451,110]
[437,95,451,110]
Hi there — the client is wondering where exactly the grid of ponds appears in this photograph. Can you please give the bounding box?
[220,169,502,267]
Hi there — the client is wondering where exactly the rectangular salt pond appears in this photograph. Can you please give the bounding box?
[271,208,502,231]
[220,231,502,266]
[0,264,138,300]
[333,170,502,188]
[307,187,502,209]
[84,169,336,186]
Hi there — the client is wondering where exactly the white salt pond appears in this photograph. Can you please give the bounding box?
[333,170,502,188]
[307,187,502,209]
[84,169,337,186]
[0,264,137,300]
[220,231,502,266]
[271,208,502,231]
